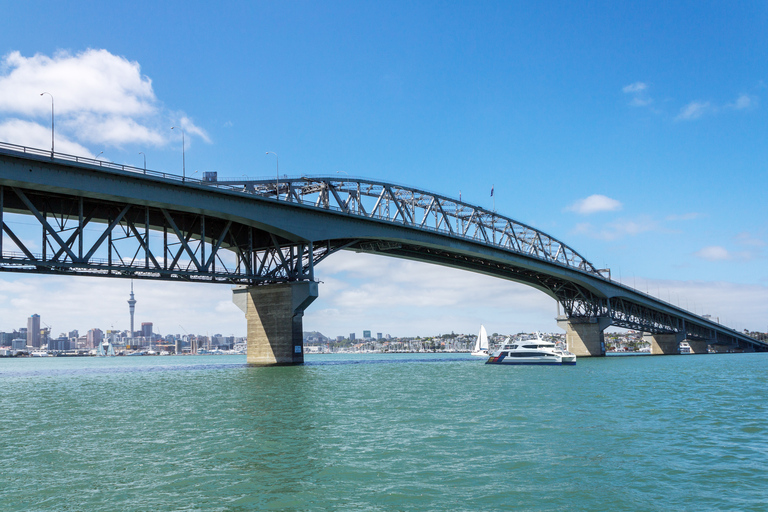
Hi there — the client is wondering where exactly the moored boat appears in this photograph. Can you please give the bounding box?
[486,333,576,365]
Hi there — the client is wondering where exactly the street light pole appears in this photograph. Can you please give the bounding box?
[40,92,54,158]
[266,151,279,198]
[139,152,146,173]
[171,126,185,182]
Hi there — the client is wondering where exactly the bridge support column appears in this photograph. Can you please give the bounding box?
[643,333,684,355]
[233,282,318,366]
[688,341,709,354]
[557,316,610,357]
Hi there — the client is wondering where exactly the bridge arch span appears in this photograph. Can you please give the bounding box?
[0,141,764,362]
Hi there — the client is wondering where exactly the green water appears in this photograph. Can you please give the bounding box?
[1,353,766,511]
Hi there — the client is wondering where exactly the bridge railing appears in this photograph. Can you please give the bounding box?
[0,140,205,185]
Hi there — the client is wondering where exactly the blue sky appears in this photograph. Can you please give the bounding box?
[0,1,766,337]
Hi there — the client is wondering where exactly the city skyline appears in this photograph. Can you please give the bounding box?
[0,3,765,336]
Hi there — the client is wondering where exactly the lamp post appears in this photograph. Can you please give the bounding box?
[171,126,186,182]
[266,151,278,198]
[39,92,54,158]
[139,152,146,173]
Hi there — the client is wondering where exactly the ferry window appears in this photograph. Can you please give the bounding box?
[523,345,537,349]
[510,345,517,350]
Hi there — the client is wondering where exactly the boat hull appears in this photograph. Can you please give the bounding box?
[486,359,576,366]
[486,353,576,365]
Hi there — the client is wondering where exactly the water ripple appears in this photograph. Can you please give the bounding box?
[1,353,766,511]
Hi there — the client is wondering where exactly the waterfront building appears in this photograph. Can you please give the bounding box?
[27,314,41,348]
[141,322,153,340]
[87,328,104,349]
[49,337,70,351]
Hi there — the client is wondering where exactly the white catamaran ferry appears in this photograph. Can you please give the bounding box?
[486,334,576,366]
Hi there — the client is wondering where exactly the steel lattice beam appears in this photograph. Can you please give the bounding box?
[0,186,331,284]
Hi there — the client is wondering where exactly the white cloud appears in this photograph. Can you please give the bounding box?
[622,81,653,107]
[0,118,93,156]
[177,115,211,144]
[0,50,155,117]
[629,96,653,107]
[734,232,766,248]
[570,216,657,240]
[0,49,208,152]
[695,246,731,261]
[728,94,755,110]
[566,194,622,215]
[676,101,712,121]
[622,82,647,94]
[307,251,559,337]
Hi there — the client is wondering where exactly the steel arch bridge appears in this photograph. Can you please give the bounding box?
[0,141,764,353]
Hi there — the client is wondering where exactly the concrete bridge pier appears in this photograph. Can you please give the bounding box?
[557,316,610,357]
[642,333,685,355]
[233,282,318,366]
[688,341,709,354]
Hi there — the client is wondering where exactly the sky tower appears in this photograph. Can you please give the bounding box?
[127,281,137,347]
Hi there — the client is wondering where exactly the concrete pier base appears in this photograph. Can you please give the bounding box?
[556,316,610,357]
[688,341,709,354]
[233,282,318,366]
[643,333,685,355]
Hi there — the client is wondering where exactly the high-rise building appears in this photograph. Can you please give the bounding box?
[349,333,356,341]
[141,322,153,339]
[363,330,371,339]
[127,281,137,346]
[87,329,103,349]
[27,314,41,348]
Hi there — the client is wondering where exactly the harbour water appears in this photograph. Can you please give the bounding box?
[1,352,766,511]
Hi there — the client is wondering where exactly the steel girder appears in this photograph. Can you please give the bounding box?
[0,186,331,284]
[216,176,605,277]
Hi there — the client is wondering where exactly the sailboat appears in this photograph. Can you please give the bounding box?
[97,340,116,357]
[471,325,490,357]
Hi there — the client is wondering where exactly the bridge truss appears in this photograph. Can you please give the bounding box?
[221,176,606,277]
[0,185,331,284]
